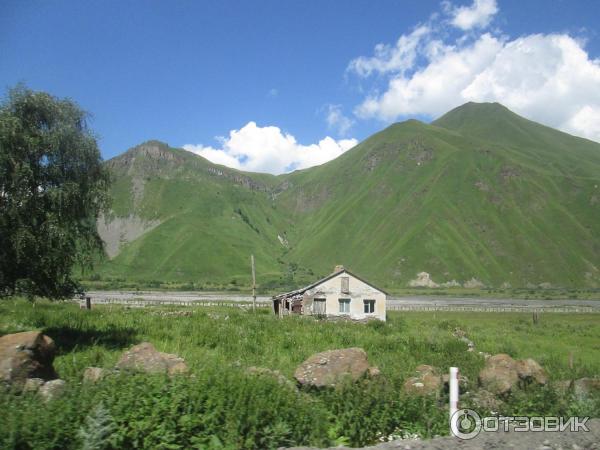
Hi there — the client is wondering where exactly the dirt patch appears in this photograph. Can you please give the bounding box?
[463,278,485,289]
[474,181,489,192]
[409,272,439,288]
[97,214,162,258]
[408,139,434,165]
[365,153,380,171]
[499,165,520,183]
[131,177,145,208]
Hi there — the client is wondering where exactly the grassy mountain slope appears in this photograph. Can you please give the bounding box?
[96,141,300,288]
[93,104,600,289]
[278,108,600,289]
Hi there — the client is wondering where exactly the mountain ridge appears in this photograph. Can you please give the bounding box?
[93,103,600,289]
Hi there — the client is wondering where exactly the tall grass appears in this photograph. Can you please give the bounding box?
[0,299,598,448]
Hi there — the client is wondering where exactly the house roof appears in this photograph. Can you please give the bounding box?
[272,269,388,300]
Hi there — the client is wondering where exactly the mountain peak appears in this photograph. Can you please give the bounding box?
[432,101,544,145]
[130,140,172,156]
[118,140,190,162]
[458,101,506,110]
[433,102,513,127]
[106,140,193,175]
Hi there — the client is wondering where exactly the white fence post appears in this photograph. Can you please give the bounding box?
[449,366,459,428]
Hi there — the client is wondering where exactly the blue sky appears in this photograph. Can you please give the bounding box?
[2,0,599,173]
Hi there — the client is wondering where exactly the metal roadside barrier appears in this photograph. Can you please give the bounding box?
[387,304,595,313]
[75,297,271,308]
[74,296,596,313]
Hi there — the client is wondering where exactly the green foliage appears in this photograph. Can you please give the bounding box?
[0,299,599,448]
[0,85,110,299]
[78,402,116,450]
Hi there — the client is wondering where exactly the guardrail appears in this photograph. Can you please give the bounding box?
[387,304,596,313]
[76,297,598,313]
[79,298,271,308]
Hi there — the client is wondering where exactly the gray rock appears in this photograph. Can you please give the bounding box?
[468,388,505,413]
[516,358,548,385]
[23,377,45,393]
[83,367,108,383]
[403,365,441,396]
[294,348,375,388]
[38,379,66,402]
[478,354,547,395]
[115,342,188,376]
[479,354,520,395]
[0,331,57,386]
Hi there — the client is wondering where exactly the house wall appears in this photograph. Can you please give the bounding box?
[302,272,386,321]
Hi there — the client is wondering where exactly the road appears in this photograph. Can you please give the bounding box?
[83,290,600,312]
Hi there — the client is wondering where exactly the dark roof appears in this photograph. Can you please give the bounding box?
[272,269,388,300]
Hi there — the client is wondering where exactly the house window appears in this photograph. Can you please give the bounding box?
[339,298,350,314]
[341,277,349,294]
[363,299,375,314]
[313,298,326,315]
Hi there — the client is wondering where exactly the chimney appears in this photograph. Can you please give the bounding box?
[333,265,345,274]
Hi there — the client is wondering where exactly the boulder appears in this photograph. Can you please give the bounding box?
[573,378,600,396]
[368,366,381,377]
[294,348,375,387]
[415,364,435,374]
[469,389,505,413]
[478,354,547,395]
[442,373,469,391]
[403,365,442,396]
[556,378,600,400]
[83,367,108,383]
[115,342,188,376]
[0,331,57,385]
[516,358,548,385]
[23,377,45,393]
[478,354,519,395]
[38,379,66,402]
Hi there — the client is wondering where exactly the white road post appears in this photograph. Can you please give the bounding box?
[449,366,459,426]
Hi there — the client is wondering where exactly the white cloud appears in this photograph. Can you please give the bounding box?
[183,122,358,175]
[325,104,355,136]
[355,33,504,119]
[565,105,600,142]
[348,2,600,143]
[348,26,431,77]
[449,0,498,31]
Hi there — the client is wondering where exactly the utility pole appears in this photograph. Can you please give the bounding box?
[251,254,256,312]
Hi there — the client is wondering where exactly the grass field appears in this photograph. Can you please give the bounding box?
[1,298,599,449]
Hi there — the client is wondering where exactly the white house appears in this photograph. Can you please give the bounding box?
[272,265,387,321]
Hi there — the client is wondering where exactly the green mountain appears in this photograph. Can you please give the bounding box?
[93,103,600,290]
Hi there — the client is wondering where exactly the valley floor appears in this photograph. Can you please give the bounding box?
[82,290,600,313]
